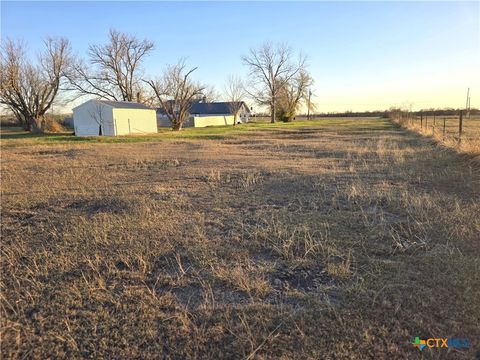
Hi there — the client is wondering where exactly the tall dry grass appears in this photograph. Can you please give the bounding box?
[391,115,480,157]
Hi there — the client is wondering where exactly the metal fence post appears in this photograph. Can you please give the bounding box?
[443,117,446,140]
[458,111,463,144]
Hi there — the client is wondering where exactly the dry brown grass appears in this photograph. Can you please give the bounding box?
[393,115,480,158]
[1,118,479,358]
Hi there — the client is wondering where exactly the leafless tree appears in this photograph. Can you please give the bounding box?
[193,85,219,103]
[144,60,205,131]
[276,70,314,122]
[67,29,154,102]
[242,42,306,123]
[224,75,246,126]
[0,37,72,133]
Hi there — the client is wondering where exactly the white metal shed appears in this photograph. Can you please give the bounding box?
[73,100,157,136]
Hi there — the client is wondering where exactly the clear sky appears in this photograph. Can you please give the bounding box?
[1,1,479,113]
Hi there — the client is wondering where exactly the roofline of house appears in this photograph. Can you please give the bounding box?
[156,101,251,116]
[73,99,154,111]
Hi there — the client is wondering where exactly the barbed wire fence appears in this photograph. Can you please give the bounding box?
[390,110,480,154]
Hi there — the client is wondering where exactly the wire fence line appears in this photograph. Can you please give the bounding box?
[390,110,480,155]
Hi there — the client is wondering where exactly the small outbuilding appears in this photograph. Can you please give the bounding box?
[73,100,157,136]
[157,101,251,128]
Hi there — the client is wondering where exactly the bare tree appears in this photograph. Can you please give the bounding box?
[224,75,246,126]
[242,42,306,123]
[194,85,219,103]
[0,38,72,133]
[67,29,154,102]
[276,70,314,122]
[144,60,205,131]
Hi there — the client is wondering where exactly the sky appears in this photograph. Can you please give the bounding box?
[1,1,479,113]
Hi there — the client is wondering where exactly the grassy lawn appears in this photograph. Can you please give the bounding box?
[1,117,478,358]
[0,117,388,147]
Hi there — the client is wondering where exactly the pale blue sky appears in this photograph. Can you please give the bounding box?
[2,1,479,112]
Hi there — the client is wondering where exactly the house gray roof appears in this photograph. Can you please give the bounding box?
[190,102,250,115]
[98,100,151,109]
[156,101,250,115]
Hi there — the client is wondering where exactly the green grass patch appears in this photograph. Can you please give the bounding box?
[0,117,388,147]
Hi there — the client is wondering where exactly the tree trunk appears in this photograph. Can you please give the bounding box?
[172,121,183,131]
[233,114,237,126]
[271,101,276,123]
[27,117,43,134]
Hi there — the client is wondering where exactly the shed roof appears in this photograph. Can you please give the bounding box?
[73,99,152,111]
[98,100,151,109]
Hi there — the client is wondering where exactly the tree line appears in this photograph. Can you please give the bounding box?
[0,29,314,132]
[317,107,480,119]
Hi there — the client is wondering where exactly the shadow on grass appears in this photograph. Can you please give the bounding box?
[0,126,75,140]
[44,136,98,142]
[0,132,74,140]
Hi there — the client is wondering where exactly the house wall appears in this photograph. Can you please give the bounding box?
[239,105,250,123]
[193,114,235,127]
[113,108,157,135]
[73,101,115,136]
[157,115,194,128]
[157,115,172,128]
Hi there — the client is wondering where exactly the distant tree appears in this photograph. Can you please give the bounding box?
[242,42,306,123]
[0,38,72,133]
[144,60,205,131]
[67,29,154,102]
[224,75,246,126]
[276,70,314,122]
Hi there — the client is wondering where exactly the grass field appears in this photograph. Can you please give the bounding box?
[0,117,381,147]
[392,115,480,157]
[1,118,479,358]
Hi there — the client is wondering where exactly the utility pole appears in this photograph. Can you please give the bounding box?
[307,89,312,120]
[465,88,471,118]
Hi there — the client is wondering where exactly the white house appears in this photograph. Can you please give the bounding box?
[157,101,251,128]
[73,100,157,136]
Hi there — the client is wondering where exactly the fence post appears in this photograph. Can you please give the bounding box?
[458,111,463,144]
[443,117,446,140]
[420,114,423,129]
